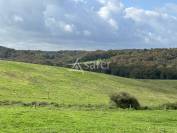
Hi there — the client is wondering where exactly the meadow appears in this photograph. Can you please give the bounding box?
[0,107,177,133]
[0,60,177,132]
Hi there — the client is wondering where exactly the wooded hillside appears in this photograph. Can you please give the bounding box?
[1,46,177,79]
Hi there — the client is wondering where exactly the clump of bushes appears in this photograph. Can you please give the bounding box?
[0,100,60,108]
[110,92,140,109]
[160,103,177,110]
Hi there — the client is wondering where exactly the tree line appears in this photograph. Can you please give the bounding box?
[1,46,177,79]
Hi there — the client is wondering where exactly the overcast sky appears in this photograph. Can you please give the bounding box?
[0,0,177,50]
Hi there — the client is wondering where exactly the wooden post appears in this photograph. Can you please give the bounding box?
[47,91,50,99]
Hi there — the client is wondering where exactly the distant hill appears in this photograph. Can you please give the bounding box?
[1,46,177,79]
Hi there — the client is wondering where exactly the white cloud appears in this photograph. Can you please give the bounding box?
[64,24,74,32]
[98,0,123,19]
[158,3,177,16]
[97,0,123,30]
[13,15,24,23]
[124,6,177,47]
[0,0,177,50]
[108,18,118,29]
[124,7,176,23]
[44,17,74,33]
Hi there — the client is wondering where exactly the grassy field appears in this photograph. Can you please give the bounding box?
[0,60,177,132]
[0,60,177,106]
[0,107,177,133]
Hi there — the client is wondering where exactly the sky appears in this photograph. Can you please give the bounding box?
[0,0,177,50]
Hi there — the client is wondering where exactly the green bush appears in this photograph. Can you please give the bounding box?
[110,92,140,109]
[161,103,177,110]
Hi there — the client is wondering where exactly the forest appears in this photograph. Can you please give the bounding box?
[1,46,177,79]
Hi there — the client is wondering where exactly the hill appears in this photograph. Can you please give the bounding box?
[0,60,177,107]
[0,60,177,132]
[1,46,177,79]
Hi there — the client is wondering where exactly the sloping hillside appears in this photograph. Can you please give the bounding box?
[0,60,177,106]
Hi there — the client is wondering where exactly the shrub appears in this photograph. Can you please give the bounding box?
[11,101,23,105]
[38,102,50,107]
[110,92,140,109]
[50,102,59,107]
[22,103,32,107]
[161,103,177,110]
[31,101,38,106]
[0,100,11,106]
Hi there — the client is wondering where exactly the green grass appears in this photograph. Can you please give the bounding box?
[0,60,177,132]
[0,107,177,133]
[0,60,177,106]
